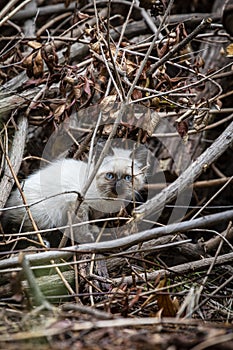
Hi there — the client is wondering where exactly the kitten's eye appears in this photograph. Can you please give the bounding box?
[105,172,115,180]
[124,174,132,182]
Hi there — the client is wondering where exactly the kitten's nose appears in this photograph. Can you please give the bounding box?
[114,180,125,195]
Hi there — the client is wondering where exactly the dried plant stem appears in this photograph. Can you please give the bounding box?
[184,270,233,320]
[0,209,232,270]
[20,253,53,309]
[0,0,19,20]
[146,177,232,190]
[1,316,231,342]
[191,176,233,220]
[113,251,233,285]
[0,116,45,247]
[189,222,233,318]
[0,0,32,27]
[1,144,46,246]
[148,17,212,75]
[133,120,233,221]
[126,0,174,102]
[151,113,233,138]
[0,116,28,209]
[132,61,232,106]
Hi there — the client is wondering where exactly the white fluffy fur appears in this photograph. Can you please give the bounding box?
[4,148,145,230]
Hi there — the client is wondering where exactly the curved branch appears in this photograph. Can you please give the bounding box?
[133,120,233,220]
[0,116,28,209]
[0,209,232,269]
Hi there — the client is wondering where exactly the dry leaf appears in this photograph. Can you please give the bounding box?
[132,89,142,100]
[121,57,137,75]
[159,157,172,171]
[102,124,113,134]
[53,103,67,120]
[23,54,33,77]
[33,49,44,78]
[23,49,44,78]
[73,86,82,100]
[77,11,90,20]
[176,121,188,141]
[136,109,160,136]
[27,41,42,49]
[100,95,117,114]
[156,278,177,317]
[214,99,222,110]
[41,44,58,74]
[83,77,93,96]
[226,43,233,57]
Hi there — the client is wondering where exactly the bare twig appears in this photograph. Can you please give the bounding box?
[190,222,233,318]
[184,270,233,320]
[126,0,175,102]
[0,116,28,209]
[0,209,232,270]
[0,0,32,27]
[151,113,233,138]
[133,120,233,221]
[20,253,53,309]
[191,176,233,220]
[146,177,232,190]
[113,251,233,285]
[148,18,212,75]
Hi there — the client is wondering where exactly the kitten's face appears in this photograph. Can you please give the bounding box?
[95,148,145,200]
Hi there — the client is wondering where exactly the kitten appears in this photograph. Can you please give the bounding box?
[2,147,146,232]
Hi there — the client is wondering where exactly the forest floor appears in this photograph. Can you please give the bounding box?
[0,0,233,349]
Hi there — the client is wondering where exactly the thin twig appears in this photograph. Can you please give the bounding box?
[191,176,233,220]
[133,120,233,221]
[0,210,233,270]
[0,116,28,208]
[0,0,32,27]
[125,0,175,102]
[148,18,212,75]
[20,253,53,309]
[151,113,233,138]
[191,222,233,318]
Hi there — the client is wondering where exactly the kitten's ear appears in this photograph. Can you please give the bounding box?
[130,145,148,167]
[94,141,114,160]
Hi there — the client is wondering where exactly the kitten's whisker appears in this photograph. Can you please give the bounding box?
[1,190,82,212]
[85,196,143,205]
[133,190,144,203]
